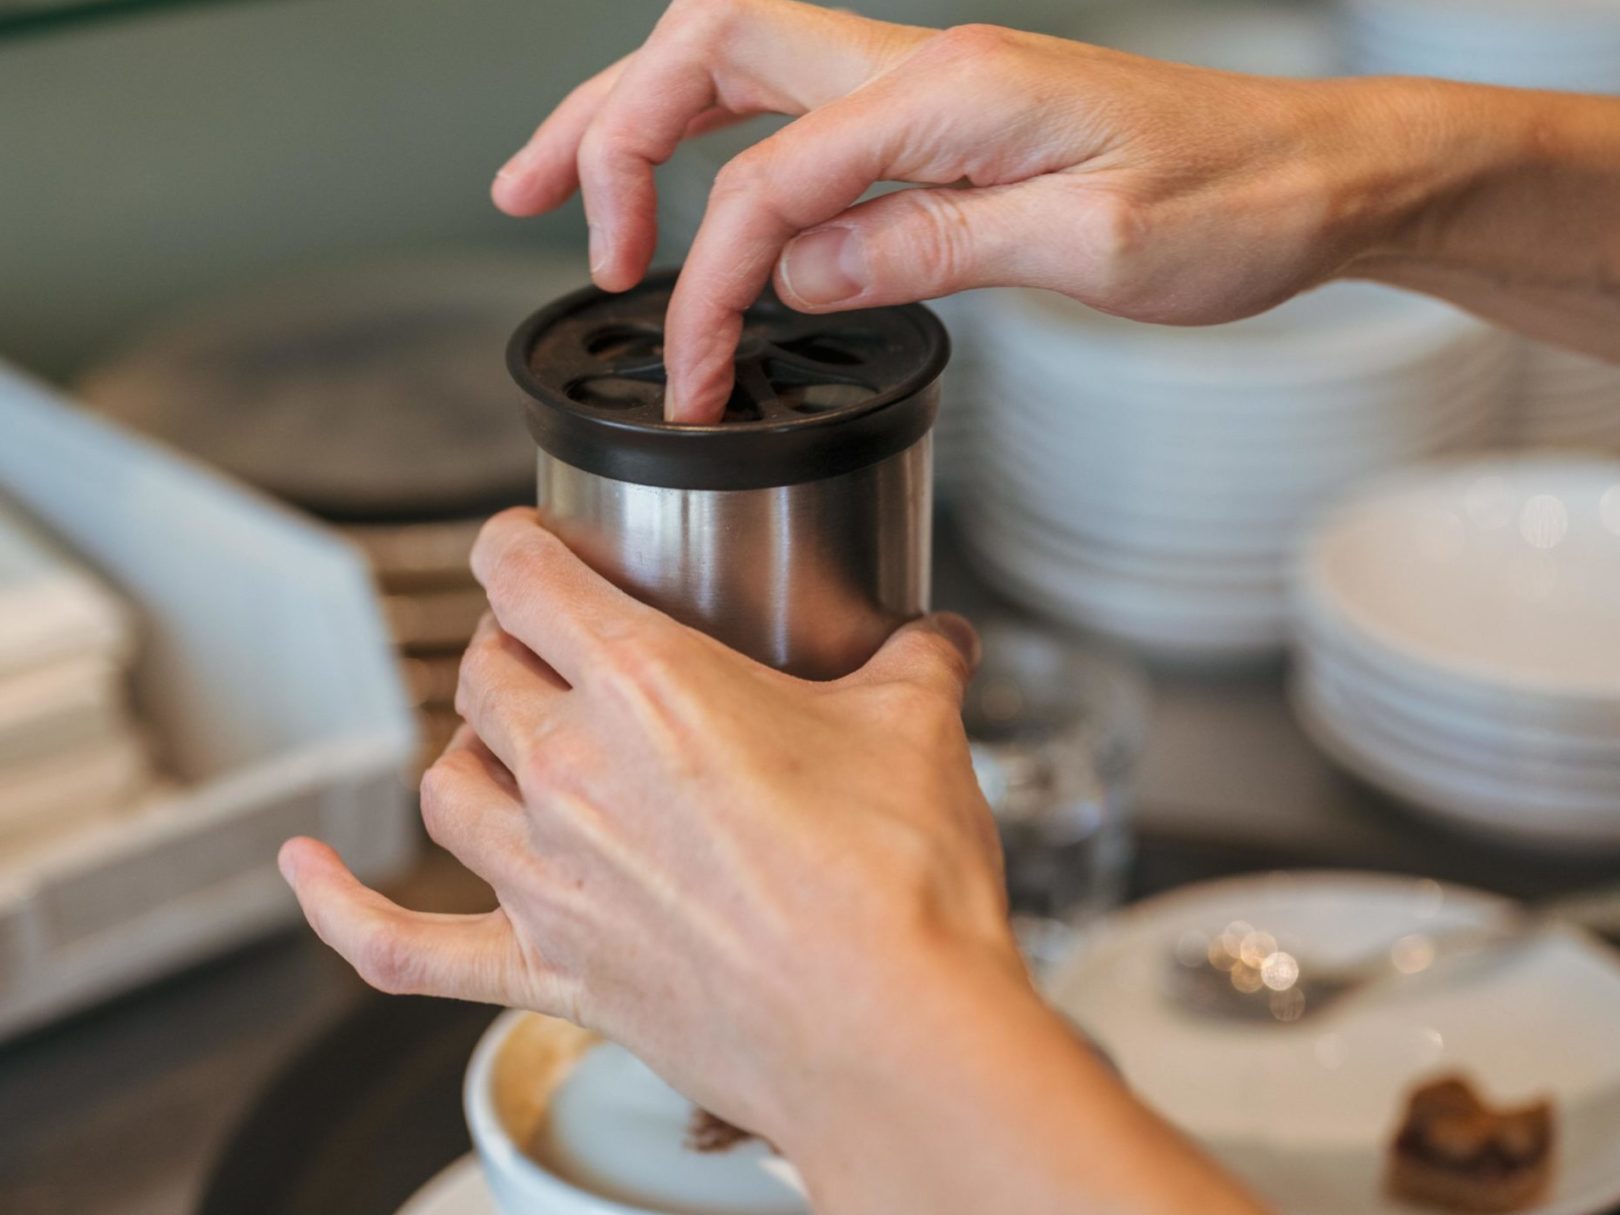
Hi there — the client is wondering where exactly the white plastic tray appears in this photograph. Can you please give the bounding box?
[0,362,419,1040]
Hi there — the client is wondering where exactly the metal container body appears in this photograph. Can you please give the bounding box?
[538,435,932,680]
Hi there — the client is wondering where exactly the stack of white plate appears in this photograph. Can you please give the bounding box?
[960,282,1512,664]
[1293,456,1620,849]
[1514,342,1620,454]
[1076,0,1339,78]
[1341,0,1620,92]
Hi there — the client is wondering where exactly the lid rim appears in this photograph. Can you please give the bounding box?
[508,271,948,491]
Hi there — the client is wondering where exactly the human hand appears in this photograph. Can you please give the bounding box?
[278,508,1017,1149]
[493,0,1435,421]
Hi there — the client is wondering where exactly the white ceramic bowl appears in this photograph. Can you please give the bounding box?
[1293,675,1620,848]
[1297,457,1620,712]
[1299,660,1620,800]
[1297,637,1620,764]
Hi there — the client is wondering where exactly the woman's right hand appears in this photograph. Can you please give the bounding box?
[491,0,1448,422]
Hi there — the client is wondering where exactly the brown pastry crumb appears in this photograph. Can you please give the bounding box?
[685,1108,759,1154]
[1387,1075,1554,1212]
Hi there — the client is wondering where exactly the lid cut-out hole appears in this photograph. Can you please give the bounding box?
[778,382,875,414]
[775,334,868,367]
[565,376,662,410]
[721,383,764,423]
[585,324,663,359]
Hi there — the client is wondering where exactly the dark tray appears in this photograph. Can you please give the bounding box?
[197,994,498,1215]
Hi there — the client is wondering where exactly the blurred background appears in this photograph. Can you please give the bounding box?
[2,1,1619,1213]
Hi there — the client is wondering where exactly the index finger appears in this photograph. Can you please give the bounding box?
[664,46,1013,420]
[469,508,662,688]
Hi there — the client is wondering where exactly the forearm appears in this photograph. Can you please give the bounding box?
[775,942,1267,1215]
[1343,79,1620,360]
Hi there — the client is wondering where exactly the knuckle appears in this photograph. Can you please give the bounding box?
[710,149,771,202]
[578,121,636,177]
[417,755,471,843]
[671,0,745,35]
[453,634,500,714]
[519,729,582,793]
[354,925,418,995]
[892,191,975,289]
[1089,191,1151,278]
[595,632,689,719]
[481,527,558,614]
[470,509,536,581]
[926,22,1016,66]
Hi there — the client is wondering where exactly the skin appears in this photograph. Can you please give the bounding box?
[282,512,1260,1215]
[283,3,1620,1211]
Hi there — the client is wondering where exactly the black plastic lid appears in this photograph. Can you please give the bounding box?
[508,269,948,491]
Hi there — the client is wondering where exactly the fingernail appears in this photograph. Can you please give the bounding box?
[495,149,527,180]
[932,612,982,671]
[588,224,608,275]
[781,226,866,306]
[276,840,298,883]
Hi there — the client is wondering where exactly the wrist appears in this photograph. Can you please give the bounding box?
[769,935,1261,1215]
[1298,77,1502,273]
[1338,80,1620,281]
[761,931,1034,1184]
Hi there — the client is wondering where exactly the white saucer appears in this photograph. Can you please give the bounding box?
[397,1155,497,1215]
[1049,872,1620,1215]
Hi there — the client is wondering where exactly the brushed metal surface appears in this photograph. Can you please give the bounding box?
[537,437,933,679]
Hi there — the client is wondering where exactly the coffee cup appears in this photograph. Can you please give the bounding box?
[464,1010,810,1215]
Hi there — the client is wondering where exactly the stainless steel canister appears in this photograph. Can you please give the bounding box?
[509,271,948,679]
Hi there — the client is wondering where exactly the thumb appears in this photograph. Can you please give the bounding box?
[858,612,982,703]
[773,183,1051,311]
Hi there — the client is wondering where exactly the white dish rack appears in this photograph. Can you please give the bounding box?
[0,363,419,1040]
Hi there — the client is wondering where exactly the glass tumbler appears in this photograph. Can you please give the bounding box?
[962,621,1152,973]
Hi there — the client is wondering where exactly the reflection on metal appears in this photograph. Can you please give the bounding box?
[537,438,932,681]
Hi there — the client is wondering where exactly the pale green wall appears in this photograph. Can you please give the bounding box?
[0,0,1081,380]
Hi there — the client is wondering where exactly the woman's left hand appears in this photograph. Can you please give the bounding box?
[279,507,1014,1148]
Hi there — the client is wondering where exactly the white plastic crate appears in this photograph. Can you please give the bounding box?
[0,362,419,1040]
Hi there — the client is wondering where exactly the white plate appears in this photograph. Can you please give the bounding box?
[1294,589,1620,738]
[963,528,1288,662]
[983,330,1512,422]
[985,321,1508,401]
[1296,636,1620,764]
[987,376,1503,476]
[1298,457,1620,711]
[1049,871,1620,1214]
[1293,676,1620,849]
[968,490,1290,589]
[1299,660,1620,803]
[982,412,1496,510]
[397,1156,498,1215]
[984,283,1493,385]
[965,509,1286,618]
[970,454,1337,559]
[967,488,1289,594]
